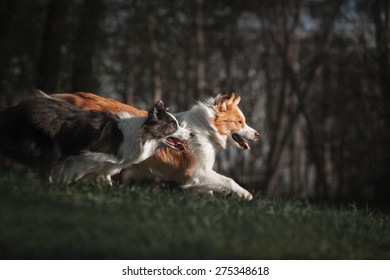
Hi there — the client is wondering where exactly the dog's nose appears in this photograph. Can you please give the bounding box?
[254,131,260,138]
[190,132,195,139]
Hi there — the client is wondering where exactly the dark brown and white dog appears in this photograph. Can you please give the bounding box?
[0,96,192,183]
[45,92,259,199]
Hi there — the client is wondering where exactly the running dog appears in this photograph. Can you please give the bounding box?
[45,92,259,199]
[0,96,192,183]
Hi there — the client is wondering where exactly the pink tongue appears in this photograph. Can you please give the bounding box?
[177,143,187,151]
[242,142,250,150]
[233,134,250,149]
[167,138,186,151]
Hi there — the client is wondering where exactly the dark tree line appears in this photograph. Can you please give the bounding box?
[0,0,389,203]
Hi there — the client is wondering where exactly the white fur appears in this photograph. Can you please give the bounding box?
[61,115,192,185]
[227,109,259,150]
[143,98,258,200]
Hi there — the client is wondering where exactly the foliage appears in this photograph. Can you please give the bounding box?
[0,173,389,259]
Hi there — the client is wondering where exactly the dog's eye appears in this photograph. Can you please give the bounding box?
[171,122,177,128]
[237,120,243,124]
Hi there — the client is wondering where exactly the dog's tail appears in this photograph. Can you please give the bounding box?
[32,89,53,99]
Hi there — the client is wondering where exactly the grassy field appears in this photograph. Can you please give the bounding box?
[0,172,389,260]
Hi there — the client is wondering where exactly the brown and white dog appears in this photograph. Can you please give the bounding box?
[45,92,259,200]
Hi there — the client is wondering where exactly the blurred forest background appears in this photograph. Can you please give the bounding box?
[0,0,389,203]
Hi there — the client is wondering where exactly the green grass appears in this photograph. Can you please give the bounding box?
[0,172,389,259]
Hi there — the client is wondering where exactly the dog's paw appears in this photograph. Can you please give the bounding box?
[243,191,253,201]
[236,189,253,201]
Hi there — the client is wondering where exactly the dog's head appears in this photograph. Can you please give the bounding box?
[212,93,259,150]
[142,101,193,151]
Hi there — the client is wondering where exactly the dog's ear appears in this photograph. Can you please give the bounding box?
[155,100,167,119]
[214,94,227,112]
[155,100,165,111]
[233,95,241,105]
[214,93,236,112]
[147,102,160,122]
[226,93,236,104]
[147,100,166,122]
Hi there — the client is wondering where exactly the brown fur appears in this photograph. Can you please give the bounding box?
[50,92,194,180]
[212,93,246,136]
[52,92,148,117]
[135,94,245,182]
[50,92,250,186]
[136,148,194,182]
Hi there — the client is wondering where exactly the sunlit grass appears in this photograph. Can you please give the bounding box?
[0,172,389,259]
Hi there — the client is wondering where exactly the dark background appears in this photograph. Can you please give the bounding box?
[0,0,389,204]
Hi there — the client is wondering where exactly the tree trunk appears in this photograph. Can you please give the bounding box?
[291,113,306,197]
[72,0,104,92]
[264,1,345,197]
[372,0,390,117]
[265,1,299,196]
[36,0,69,92]
[195,0,206,99]
[322,116,333,197]
[124,45,135,105]
[147,6,162,103]
[371,0,390,202]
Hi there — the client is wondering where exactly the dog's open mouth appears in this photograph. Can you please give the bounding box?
[165,137,187,151]
[232,133,250,150]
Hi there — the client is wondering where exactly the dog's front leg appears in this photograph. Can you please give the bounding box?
[185,170,253,200]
